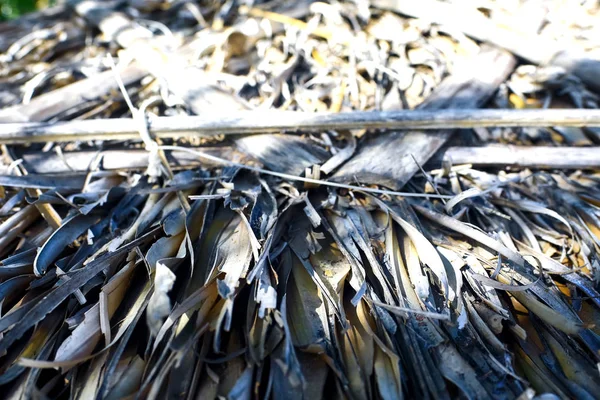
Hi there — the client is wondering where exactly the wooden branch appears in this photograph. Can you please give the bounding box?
[3,144,598,176]
[5,144,598,176]
[1,109,599,144]
[440,145,600,169]
[332,46,517,190]
[374,0,600,93]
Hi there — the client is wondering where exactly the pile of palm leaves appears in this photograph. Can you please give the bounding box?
[1,1,600,399]
[6,156,600,399]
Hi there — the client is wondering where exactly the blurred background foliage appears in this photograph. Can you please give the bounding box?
[0,0,54,21]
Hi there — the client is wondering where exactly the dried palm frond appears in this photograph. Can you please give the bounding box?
[2,159,600,399]
[1,1,600,399]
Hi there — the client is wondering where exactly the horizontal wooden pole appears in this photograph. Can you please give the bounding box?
[1,109,600,144]
[441,145,600,169]
[4,145,599,175]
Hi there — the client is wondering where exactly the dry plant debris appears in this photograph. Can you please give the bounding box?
[0,1,600,399]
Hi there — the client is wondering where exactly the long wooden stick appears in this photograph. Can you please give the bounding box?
[4,145,599,175]
[440,145,600,169]
[1,109,600,144]
[374,0,600,93]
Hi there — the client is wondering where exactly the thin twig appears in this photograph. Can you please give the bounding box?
[159,145,452,199]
